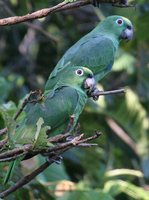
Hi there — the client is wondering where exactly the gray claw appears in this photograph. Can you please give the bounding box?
[46,155,63,165]
[89,88,101,101]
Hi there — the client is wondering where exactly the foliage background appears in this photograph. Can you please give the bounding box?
[0,0,149,199]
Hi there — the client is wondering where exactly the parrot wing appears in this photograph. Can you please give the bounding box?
[45,34,116,93]
[4,86,86,184]
[45,35,116,94]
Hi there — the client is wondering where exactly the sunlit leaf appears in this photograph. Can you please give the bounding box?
[104,180,149,200]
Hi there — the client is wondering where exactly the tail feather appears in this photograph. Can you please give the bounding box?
[4,156,23,184]
[4,161,16,184]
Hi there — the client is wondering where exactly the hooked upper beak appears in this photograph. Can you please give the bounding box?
[120,26,133,40]
[84,75,96,92]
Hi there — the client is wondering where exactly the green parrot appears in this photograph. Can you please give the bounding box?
[4,66,96,184]
[44,15,133,96]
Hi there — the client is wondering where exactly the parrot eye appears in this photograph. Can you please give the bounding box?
[75,69,84,76]
[116,18,124,26]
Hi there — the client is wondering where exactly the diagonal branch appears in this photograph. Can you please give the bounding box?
[106,118,139,156]
[0,144,32,160]
[0,161,51,198]
[0,139,8,150]
[0,128,7,136]
[0,0,133,26]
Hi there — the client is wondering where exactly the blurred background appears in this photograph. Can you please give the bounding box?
[0,0,149,199]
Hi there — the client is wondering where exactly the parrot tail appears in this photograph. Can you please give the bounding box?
[4,161,16,184]
[4,156,23,184]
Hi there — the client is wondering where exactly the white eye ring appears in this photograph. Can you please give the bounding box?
[75,69,84,76]
[116,18,124,26]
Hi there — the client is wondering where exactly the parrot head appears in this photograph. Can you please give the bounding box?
[58,66,96,93]
[97,15,133,41]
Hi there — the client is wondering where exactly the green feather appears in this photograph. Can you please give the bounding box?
[4,157,22,185]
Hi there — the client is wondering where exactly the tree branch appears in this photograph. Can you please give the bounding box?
[0,132,101,198]
[0,0,132,26]
[0,133,71,161]
[0,161,51,198]
[0,128,7,136]
[90,88,125,100]
[0,144,32,160]
[96,88,125,96]
[0,0,59,42]
[0,138,8,149]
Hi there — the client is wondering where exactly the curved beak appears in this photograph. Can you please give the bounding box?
[120,26,133,40]
[84,76,96,92]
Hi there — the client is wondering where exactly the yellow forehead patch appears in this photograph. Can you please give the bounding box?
[82,67,93,75]
[122,17,132,26]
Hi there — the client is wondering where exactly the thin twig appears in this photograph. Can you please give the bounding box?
[48,133,71,143]
[90,88,125,100]
[0,152,28,162]
[0,0,132,26]
[13,90,42,121]
[106,118,139,155]
[46,131,101,154]
[77,143,98,147]
[0,138,8,149]
[0,144,32,160]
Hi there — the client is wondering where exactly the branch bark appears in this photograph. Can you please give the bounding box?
[0,128,7,136]
[0,0,130,26]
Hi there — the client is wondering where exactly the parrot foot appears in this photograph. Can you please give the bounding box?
[66,132,82,141]
[88,88,102,101]
[46,155,63,165]
[66,135,77,141]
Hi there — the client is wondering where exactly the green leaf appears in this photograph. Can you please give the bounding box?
[33,117,48,150]
[104,180,149,200]
[0,102,17,143]
[105,169,143,178]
